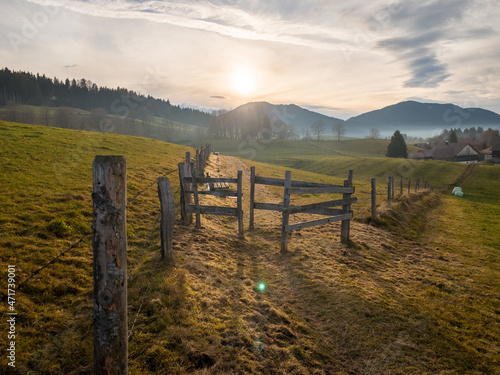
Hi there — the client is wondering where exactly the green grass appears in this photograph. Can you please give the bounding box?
[1,121,499,374]
[198,138,463,185]
[0,121,190,373]
[0,103,207,142]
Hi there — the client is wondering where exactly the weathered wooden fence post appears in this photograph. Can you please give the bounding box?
[281,171,292,252]
[249,166,256,230]
[237,170,244,236]
[178,152,193,225]
[196,149,201,176]
[191,164,201,229]
[371,178,377,221]
[340,170,353,243]
[400,176,403,196]
[92,155,128,375]
[391,176,395,200]
[158,177,175,263]
[387,176,392,206]
[408,178,411,195]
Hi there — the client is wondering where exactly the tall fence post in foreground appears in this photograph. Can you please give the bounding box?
[249,166,256,230]
[158,177,175,263]
[371,178,377,221]
[280,171,292,252]
[340,170,354,243]
[92,155,128,375]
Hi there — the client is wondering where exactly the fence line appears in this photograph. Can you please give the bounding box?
[370,175,434,220]
[179,156,243,235]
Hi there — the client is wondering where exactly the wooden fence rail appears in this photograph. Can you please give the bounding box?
[250,167,356,251]
[179,161,243,235]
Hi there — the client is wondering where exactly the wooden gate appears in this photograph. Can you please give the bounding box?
[179,162,243,235]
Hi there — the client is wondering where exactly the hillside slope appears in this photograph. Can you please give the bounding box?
[0,122,498,374]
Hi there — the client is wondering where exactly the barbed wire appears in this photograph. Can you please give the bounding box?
[18,232,92,290]
[128,167,178,204]
[17,161,183,372]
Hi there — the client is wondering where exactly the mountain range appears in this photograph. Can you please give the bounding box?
[229,100,500,138]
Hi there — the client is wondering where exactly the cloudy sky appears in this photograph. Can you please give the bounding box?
[1,0,499,118]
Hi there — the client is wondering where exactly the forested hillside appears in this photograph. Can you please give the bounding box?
[0,68,212,127]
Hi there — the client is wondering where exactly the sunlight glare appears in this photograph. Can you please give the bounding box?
[233,69,255,95]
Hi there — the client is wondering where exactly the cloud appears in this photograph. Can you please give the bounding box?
[3,0,500,116]
[375,1,474,89]
[23,0,357,51]
[403,51,451,87]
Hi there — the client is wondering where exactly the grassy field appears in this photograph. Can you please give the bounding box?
[192,138,462,187]
[1,122,499,374]
[0,103,207,142]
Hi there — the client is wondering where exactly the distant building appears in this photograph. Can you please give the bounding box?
[409,142,480,163]
[480,147,493,160]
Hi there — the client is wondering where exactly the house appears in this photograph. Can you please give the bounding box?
[480,147,493,160]
[409,142,480,162]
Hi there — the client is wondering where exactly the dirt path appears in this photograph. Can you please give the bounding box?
[449,162,478,187]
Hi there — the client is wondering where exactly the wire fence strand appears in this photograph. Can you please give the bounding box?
[18,232,92,290]
[128,167,178,204]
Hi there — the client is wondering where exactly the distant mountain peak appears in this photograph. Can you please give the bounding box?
[346,100,500,137]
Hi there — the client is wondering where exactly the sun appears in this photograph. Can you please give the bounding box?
[233,69,255,95]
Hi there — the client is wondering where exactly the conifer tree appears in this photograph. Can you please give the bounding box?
[386,130,408,158]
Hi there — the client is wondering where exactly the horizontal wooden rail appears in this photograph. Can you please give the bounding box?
[186,205,238,216]
[183,177,238,184]
[255,176,338,188]
[287,186,355,195]
[288,197,357,214]
[197,190,238,197]
[254,201,354,216]
[285,213,352,232]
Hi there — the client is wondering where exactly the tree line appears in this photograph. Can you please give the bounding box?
[0,68,212,127]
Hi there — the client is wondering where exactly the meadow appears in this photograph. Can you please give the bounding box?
[1,121,499,374]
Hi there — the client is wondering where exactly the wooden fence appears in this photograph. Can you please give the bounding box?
[195,144,211,177]
[179,157,243,235]
[370,175,433,220]
[249,167,356,251]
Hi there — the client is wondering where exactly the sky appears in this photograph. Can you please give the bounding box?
[1,0,499,119]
